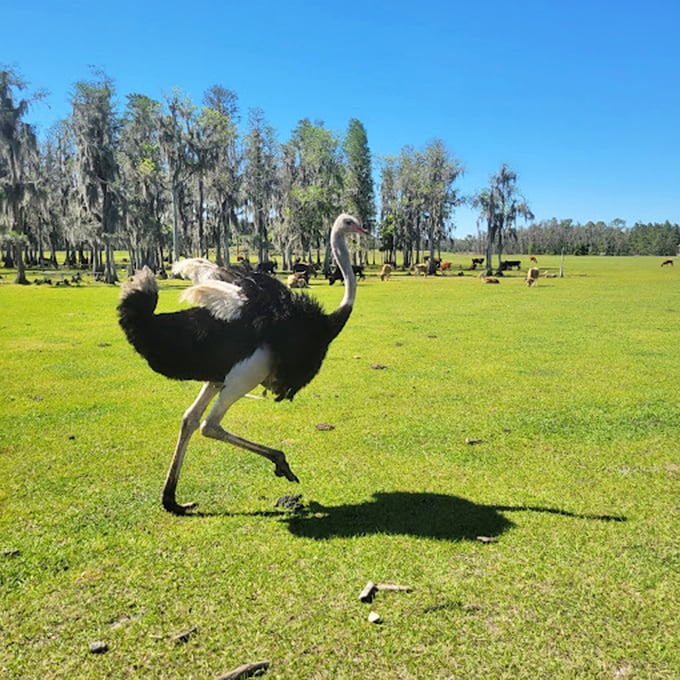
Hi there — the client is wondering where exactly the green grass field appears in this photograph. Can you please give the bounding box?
[0,256,678,679]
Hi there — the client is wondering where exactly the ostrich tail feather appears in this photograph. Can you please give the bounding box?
[117,266,159,345]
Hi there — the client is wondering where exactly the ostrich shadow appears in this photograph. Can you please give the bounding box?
[280,491,626,542]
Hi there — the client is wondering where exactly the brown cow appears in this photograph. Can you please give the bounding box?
[526,267,540,287]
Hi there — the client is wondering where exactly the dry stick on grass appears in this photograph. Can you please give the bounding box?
[359,581,377,602]
[215,660,271,680]
[376,583,413,593]
[171,627,198,644]
[359,581,413,602]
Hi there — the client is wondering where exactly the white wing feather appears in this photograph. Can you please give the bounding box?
[172,257,224,284]
[180,281,246,322]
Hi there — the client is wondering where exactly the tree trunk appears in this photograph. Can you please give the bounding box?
[198,177,207,258]
[485,233,494,276]
[171,184,181,261]
[427,225,437,275]
[223,212,232,266]
[13,241,29,285]
[104,241,117,284]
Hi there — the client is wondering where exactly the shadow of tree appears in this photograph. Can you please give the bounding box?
[281,491,626,542]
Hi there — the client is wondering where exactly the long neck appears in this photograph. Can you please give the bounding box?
[332,227,357,310]
[327,227,356,339]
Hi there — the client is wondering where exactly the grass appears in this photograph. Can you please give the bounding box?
[0,256,678,679]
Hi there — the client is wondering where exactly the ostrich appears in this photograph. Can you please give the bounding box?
[118,213,366,514]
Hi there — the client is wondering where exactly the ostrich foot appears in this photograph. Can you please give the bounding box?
[273,453,300,483]
[162,495,198,515]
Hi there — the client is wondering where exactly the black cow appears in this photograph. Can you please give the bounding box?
[256,261,277,275]
[327,264,365,285]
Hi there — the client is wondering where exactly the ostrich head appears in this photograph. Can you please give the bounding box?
[333,213,367,237]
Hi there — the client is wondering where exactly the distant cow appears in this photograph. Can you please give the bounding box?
[661,259,674,267]
[380,263,392,281]
[287,272,308,288]
[529,256,538,264]
[471,257,485,269]
[327,264,365,285]
[438,261,452,273]
[256,261,277,275]
[500,260,522,271]
[526,267,540,287]
[292,260,315,283]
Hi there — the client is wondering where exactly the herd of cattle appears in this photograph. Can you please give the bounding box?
[242,254,675,289]
[17,254,675,288]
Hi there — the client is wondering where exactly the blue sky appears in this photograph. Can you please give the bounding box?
[3,0,679,236]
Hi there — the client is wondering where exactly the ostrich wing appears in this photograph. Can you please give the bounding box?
[180,281,246,322]
[173,258,228,283]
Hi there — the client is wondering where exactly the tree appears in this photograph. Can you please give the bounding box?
[71,70,120,282]
[0,68,43,283]
[118,93,166,271]
[377,157,397,262]
[378,146,422,268]
[475,163,533,275]
[378,142,462,270]
[201,85,241,265]
[46,120,91,267]
[243,108,279,264]
[281,119,343,266]
[36,128,68,266]
[342,118,376,230]
[160,89,197,261]
[420,139,463,273]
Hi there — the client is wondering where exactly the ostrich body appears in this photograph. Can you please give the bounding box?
[118,214,365,514]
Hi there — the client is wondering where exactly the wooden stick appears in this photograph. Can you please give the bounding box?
[359,580,377,602]
[215,660,271,680]
[376,583,413,593]
[171,626,197,644]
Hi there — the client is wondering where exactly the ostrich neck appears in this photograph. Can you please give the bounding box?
[332,229,357,310]
[326,228,356,340]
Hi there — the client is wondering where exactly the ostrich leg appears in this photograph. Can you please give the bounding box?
[162,381,221,514]
[200,349,300,483]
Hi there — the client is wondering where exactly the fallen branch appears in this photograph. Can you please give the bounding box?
[171,626,198,644]
[376,583,413,593]
[215,660,271,680]
[359,581,377,602]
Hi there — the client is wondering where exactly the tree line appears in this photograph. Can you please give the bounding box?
[2,67,678,285]
[1,68,463,283]
[453,218,680,258]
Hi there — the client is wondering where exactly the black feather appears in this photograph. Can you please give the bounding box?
[118,269,344,400]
